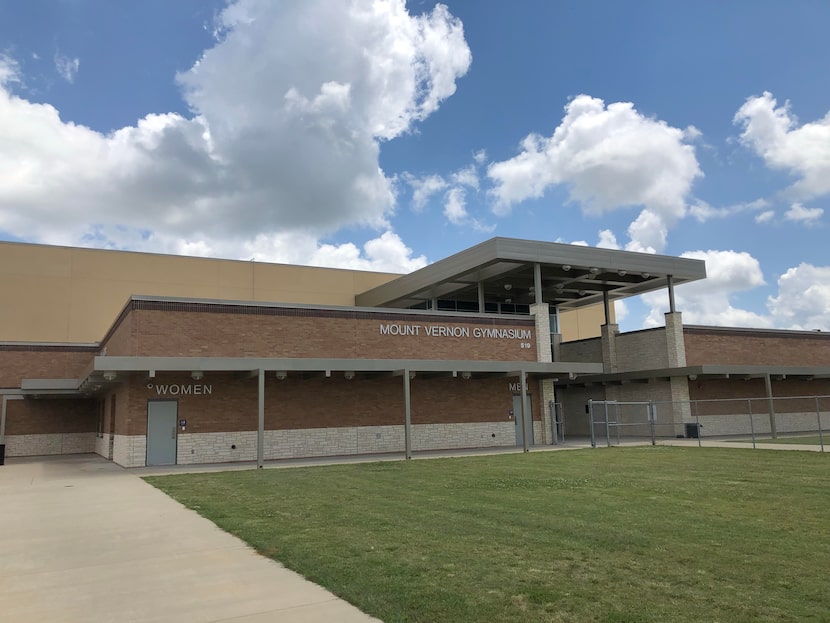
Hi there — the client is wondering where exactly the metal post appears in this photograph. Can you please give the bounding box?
[257,368,265,469]
[519,369,529,452]
[549,400,558,445]
[649,401,656,446]
[815,397,825,453]
[748,399,756,448]
[0,395,8,444]
[765,373,778,439]
[694,400,702,448]
[588,399,596,448]
[604,401,611,448]
[667,275,676,314]
[403,368,412,459]
[477,282,485,313]
[615,403,621,446]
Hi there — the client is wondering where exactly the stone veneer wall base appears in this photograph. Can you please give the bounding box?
[4,432,95,457]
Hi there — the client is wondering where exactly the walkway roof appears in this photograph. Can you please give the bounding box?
[356,237,707,310]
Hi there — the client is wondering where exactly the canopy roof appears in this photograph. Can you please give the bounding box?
[356,237,707,310]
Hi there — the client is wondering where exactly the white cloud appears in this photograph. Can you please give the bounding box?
[597,229,620,249]
[487,94,702,252]
[735,92,830,200]
[614,300,629,324]
[768,263,830,331]
[755,210,775,224]
[443,187,468,224]
[0,53,20,85]
[451,164,479,190]
[641,250,770,328]
[473,149,487,164]
[407,173,448,211]
[784,202,823,225]
[54,53,80,83]
[0,0,471,272]
[688,198,769,223]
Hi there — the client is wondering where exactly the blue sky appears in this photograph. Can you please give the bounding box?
[1,1,829,331]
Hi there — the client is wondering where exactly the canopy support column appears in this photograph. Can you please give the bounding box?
[257,369,265,468]
[403,368,412,459]
[520,369,529,453]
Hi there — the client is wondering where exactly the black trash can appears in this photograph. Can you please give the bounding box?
[685,423,700,439]
[0,443,5,466]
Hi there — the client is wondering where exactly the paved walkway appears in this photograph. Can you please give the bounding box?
[0,454,381,623]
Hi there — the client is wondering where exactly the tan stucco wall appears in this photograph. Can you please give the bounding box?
[558,304,612,342]
[1,240,610,344]
[0,242,399,343]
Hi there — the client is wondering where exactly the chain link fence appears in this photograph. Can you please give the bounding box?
[587,396,827,452]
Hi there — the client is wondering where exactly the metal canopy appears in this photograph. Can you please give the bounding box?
[552,364,830,387]
[19,356,604,397]
[355,237,707,310]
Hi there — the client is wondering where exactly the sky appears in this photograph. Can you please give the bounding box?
[1,0,830,332]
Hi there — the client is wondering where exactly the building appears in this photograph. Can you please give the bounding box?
[2,237,828,467]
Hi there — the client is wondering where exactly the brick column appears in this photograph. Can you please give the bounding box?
[530,303,555,444]
[601,323,619,373]
[664,311,691,434]
[664,311,687,367]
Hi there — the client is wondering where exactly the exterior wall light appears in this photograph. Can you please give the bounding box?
[344,371,355,381]
[461,371,472,380]
[275,371,287,380]
[562,265,571,271]
[103,371,117,382]
[504,283,512,291]
[191,371,204,381]
[589,267,600,274]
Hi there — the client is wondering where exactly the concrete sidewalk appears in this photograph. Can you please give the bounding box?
[0,454,381,623]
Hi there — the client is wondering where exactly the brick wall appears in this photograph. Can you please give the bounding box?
[4,398,97,435]
[615,328,670,371]
[559,337,602,363]
[102,303,538,362]
[0,346,95,387]
[125,373,541,436]
[685,327,830,366]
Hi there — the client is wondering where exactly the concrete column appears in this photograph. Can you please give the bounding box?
[664,311,687,367]
[529,302,552,363]
[601,323,620,373]
[551,333,562,363]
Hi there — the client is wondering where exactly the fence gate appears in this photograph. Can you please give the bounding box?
[587,399,656,447]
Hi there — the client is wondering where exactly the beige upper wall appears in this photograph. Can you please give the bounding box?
[559,304,614,342]
[0,242,399,343]
[0,240,612,344]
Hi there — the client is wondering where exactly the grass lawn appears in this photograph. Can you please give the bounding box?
[146,447,829,622]
[743,435,826,446]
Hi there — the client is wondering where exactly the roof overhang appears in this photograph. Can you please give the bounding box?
[355,237,707,310]
[69,355,604,393]
[554,365,830,387]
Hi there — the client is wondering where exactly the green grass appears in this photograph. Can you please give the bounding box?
[757,435,826,445]
[146,447,830,622]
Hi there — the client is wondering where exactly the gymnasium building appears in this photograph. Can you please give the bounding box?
[2,237,829,467]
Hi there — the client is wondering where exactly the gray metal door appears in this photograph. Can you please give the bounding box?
[513,395,533,446]
[146,401,178,466]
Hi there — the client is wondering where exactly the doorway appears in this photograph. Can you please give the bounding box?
[512,394,533,447]
[146,400,178,466]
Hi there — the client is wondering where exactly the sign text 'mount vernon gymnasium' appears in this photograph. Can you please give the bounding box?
[379,323,532,340]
